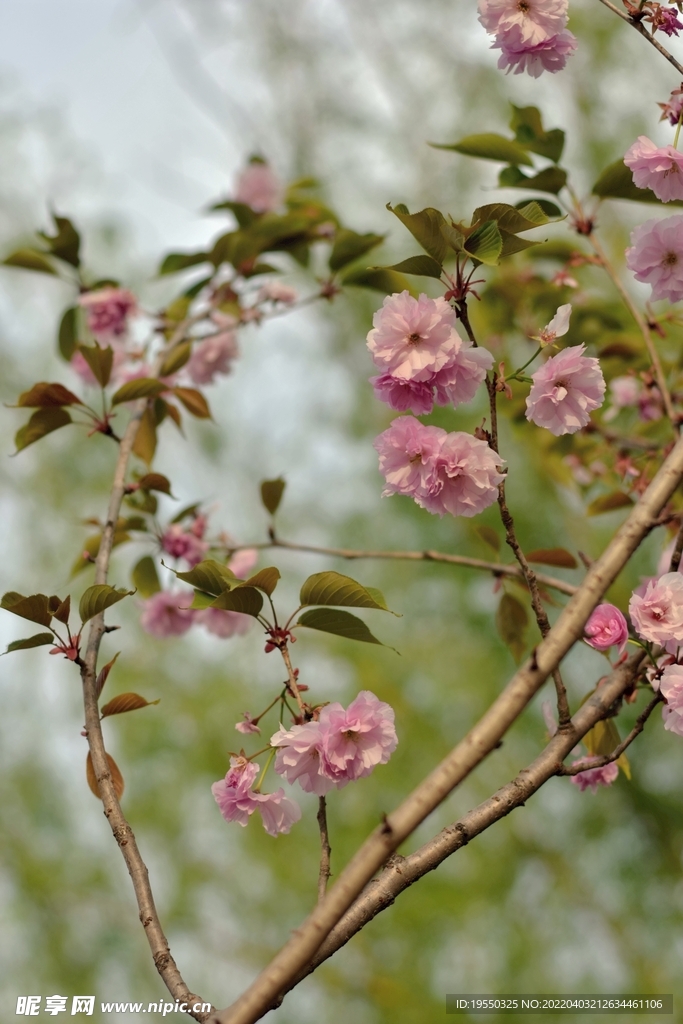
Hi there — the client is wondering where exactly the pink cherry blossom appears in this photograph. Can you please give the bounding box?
[370,374,436,416]
[626,216,683,303]
[629,572,683,646]
[584,603,629,655]
[659,85,683,127]
[78,287,137,341]
[654,5,683,36]
[431,341,494,406]
[494,29,577,77]
[317,691,398,784]
[624,137,683,203]
[538,303,572,345]
[373,416,446,508]
[257,281,297,304]
[569,757,619,793]
[235,713,260,735]
[478,0,569,46]
[196,607,253,638]
[212,756,301,835]
[160,524,209,567]
[366,291,459,381]
[186,331,238,386]
[525,344,605,435]
[603,375,641,421]
[271,720,336,796]
[659,664,683,736]
[251,788,302,836]
[234,160,283,213]
[140,590,195,638]
[228,548,259,578]
[424,432,505,518]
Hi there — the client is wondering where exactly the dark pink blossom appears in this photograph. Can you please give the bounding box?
[494,28,577,76]
[234,160,283,213]
[626,216,683,303]
[654,5,683,36]
[584,603,629,655]
[525,344,605,435]
[367,291,459,381]
[140,590,195,638]
[186,332,238,386]
[629,572,683,646]
[317,691,398,784]
[570,757,619,793]
[478,0,569,46]
[79,287,137,341]
[271,720,336,796]
[160,524,208,567]
[659,664,683,736]
[370,374,436,416]
[624,137,683,202]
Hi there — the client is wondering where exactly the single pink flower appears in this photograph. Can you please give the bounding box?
[584,603,629,655]
[525,344,605,435]
[251,788,302,835]
[373,416,446,507]
[424,431,505,518]
[318,691,398,784]
[78,287,137,341]
[570,757,619,793]
[659,85,683,127]
[140,590,195,638]
[235,713,261,735]
[228,548,258,579]
[370,374,436,416]
[186,332,238,386]
[494,29,577,77]
[271,720,336,795]
[197,606,252,638]
[478,0,569,46]
[212,755,301,835]
[626,216,683,303]
[367,291,459,381]
[234,160,283,213]
[629,572,683,646]
[624,137,683,203]
[659,664,683,736]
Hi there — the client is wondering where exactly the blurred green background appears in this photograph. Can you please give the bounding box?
[2,2,683,1022]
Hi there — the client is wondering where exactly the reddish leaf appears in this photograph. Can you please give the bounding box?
[173,387,212,419]
[16,382,82,407]
[86,751,125,801]
[101,692,160,718]
[95,651,120,698]
[526,547,578,569]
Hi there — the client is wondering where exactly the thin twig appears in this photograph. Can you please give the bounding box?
[211,432,683,1024]
[558,693,663,774]
[669,519,683,572]
[279,643,307,714]
[316,797,332,904]
[596,0,683,76]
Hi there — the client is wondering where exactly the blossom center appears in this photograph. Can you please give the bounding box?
[517,0,530,10]
[407,332,422,344]
[343,729,359,741]
[663,251,679,266]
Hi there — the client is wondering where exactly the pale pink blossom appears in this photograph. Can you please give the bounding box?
[626,216,683,303]
[584,603,629,655]
[211,756,302,835]
[495,29,577,77]
[570,757,619,793]
[478,0,569,46]
[140,590,195,638]
[78,287,137,341]
[551,269,579,289]
[424,432,505,518]
[659,85,683,127]
[604,376,641,419]
[525,344,605,435]
[257,281,297,304]
[659,664,683,736]
[161,524,209,567]
[318,691,398,783]
[629,572,683,646]
[373,416,445,508]
[228,548,258,579]
[186,332,238,386]
[271,720,336,796]
[624,137,683,203]
[537,303,572,345]
[252,788,302,836]
[370,374,435,416]
[234,160,283,213]
[431,342,494,406]
[197,607,253,638]
[367,291,459,381]
[235,713,260,736]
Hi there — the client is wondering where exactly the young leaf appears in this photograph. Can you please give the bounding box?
[159,341,192,377]
[173,559,236,595]
[329,230,384,271]
[209,199,261,227]
[238,567,280,596]
[132,556,161,598]
[3,248,57,275]
[376,255,444,279]
[79,585,134,624]
[1,592,52,626]
[132,406,157,466]
[499,230,542,259]
[101,692,160,718]
[15,408,72,452]
[500,166,568,195]
[3,633,54,655]
[496,592,528,663]
[385,204,448,264]
[52,594,71,624]
[76,343,114,388]
[173,387,212,419]
[430,133,534,166]
[526,547,578,569]
[136,472,172,495]
[509,105,565,163]
[260,477,286,515]
[16,382,82,408]
[58,306,79,361]
[295,607,393,648]
[159,251,209,275]
[300,571,392,611]
[111,378,168,405]
[471,202,550,234]
[587,491,634,515]
[95,651,120,698]
[517,199,563,219]
[86,751,124,801]
[463,220,503,266]
[210,586,264,616]
[39,213,81,267]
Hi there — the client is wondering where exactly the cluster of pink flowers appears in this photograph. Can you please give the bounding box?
[584,603,629,655]
[233,158,283,213]
[525,344,605,435]
[79,287,137,340]
[160,519,209,568]
[374,416,505,518]
[367,291,493,416]
[270,691,398,795]
[624,137,683,203]
[626,216,683,303]
[478,0,577,77]
[212,757,301,836]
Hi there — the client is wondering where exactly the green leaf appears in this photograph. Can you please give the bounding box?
[79,585,134,624]
[431,133,534,166]
[526,547,578,569]
[499,166,568,195]
[3,248,57,275]
[190,591,215,610]
[592,158,683,205]
[3,633,54,655]
[77,344,114,388]
[159,251,209,275]
[496,592,528,663]
[58,307,79,361]
[1,592,53,626]
[101,692,160,717]
[111,378,168,405]
[587,491,634,515]
[210,586,264,616]
[509,105,565,163]
[295,607,392,647]
[39,213,81,267]
[515,198,563,219]
[132,556,161,598]
[441,223,466,253]
[463,220,503,266]
[385,204,448,264]
[471,202,550,234]
[131,406,157,465]
[341,266,414,295]
[209,199,261,227]
[173,559,236,596]
[260,477,286,515]
[159,341,192,377]
[16,382,82,408]
[499,230,542,258]
[476,526,501,552]
[300,571,393,611]
[238,567,280,595]
[584,718,621,758]
[15,408,72,452]
[377,255,443,279]
[329,230,384,271]
[173,387,212,419]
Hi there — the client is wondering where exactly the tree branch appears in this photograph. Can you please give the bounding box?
[317,796,332,904]
[211,432,683,1024]
[596,0,683,77]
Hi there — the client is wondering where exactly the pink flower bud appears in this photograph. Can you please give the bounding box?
[584,603,629,655]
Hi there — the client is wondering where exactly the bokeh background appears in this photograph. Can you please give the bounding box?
[2,2,683,1022]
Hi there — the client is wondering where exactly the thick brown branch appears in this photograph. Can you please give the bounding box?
[317,797,332,904]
